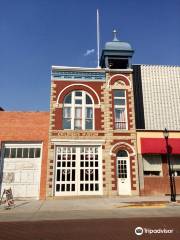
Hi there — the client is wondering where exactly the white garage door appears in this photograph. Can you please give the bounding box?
[0,143,42,199]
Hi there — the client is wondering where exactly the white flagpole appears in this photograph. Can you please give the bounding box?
[97,9,100,68]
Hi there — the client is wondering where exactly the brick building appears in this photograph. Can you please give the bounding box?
[0,112,49,199]
[133,65,180,196]
[47,32,139,197]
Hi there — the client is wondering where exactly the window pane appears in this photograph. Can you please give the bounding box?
[74,119,82,129]
[114,90,125,97]
[86,94,92,104]
[17,148,23,158]
[64,93,72,104]
[35,148,41,158]
[63,119,71,129]
[115,108,126,129]
[114,99,125,105]
[63,107,71,118]
[86,107,93,118]
[75,99,82,104]
[29,148,35,158]
[75,91,82,96]
[4,148,10,158]
[11,148,16,158]
[115,108,126,121]
[85,119,93,129]
[75,107,82,118]
[117,150,128,157]
[23,148,29,158]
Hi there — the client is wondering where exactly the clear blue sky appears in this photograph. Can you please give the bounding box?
[0,0,180,111]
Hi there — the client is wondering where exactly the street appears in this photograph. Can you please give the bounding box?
[0,217,180,240]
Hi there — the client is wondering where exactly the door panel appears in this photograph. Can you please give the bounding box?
[117,158,131,195]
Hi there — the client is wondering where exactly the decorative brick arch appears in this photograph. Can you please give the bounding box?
[56,83,100,105]
[110,142,135,156]
[107,74,131,87]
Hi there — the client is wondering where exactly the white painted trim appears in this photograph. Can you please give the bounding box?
[4,143,42,148]
[51,139,105,145]
[56,83,100,105]
[110,142,136,156]
[52,66,105,72]
[107,74,131,87]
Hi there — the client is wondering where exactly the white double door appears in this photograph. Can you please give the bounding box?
[55,146,102,196]
[117,157,131,195]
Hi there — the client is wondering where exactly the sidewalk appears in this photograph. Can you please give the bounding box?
[1,195,180,222]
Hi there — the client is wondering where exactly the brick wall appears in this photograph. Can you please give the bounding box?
[141,154,180,195]
[0,112,49,199]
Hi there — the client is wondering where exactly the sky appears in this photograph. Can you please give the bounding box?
[0,0,180,111]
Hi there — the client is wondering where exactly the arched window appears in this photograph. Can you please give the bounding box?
[117,150,128,157]
[63,91,94,130]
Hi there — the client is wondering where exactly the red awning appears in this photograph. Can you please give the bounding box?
[141,138,180,154]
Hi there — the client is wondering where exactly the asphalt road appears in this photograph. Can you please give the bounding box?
[0,218,180,240]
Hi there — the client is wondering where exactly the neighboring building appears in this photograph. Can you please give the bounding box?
[133,65,180,196]
[47,32,139,197]
[0,112,49,199]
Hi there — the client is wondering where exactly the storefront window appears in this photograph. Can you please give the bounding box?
[143,154,163,176]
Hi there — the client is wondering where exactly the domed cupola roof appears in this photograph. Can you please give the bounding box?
[100,30,134,68]
[105,31,133,51]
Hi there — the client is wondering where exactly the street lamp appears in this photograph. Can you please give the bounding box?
[163,128,176,202]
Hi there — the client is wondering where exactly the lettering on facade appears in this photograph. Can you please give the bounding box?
[58,132,99,137]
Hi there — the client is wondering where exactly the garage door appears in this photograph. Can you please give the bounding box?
[55,146,102,196]
[0,143,42,198]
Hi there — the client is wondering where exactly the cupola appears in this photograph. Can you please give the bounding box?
[100,30,134,69]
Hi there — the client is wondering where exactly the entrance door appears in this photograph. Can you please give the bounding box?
[55,146,102,196]
[117,151,131,195]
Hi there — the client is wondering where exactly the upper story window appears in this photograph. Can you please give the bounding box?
[63,91,94,130]
[113,90,127,130]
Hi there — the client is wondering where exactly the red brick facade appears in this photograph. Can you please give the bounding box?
[47,68,139,197]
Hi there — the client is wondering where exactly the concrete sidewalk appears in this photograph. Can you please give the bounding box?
[1,195,180,222]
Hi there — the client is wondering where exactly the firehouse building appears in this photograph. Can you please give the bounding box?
[1,31,180,199]
[47,33,138,197]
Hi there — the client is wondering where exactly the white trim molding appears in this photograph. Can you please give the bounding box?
[51,139,105,145]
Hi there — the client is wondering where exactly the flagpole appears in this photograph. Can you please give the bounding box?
[97,9,100,68]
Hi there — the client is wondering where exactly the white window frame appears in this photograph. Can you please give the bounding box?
[114,90,128,130]
[63,91,94,130]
